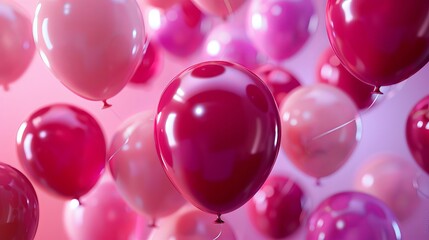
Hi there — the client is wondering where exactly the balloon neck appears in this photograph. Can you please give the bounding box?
[315,178,322,186]
[77,198,83,206]
[214,214,224,224]
[2,84,9,91]
[372,86,383,95]
[148,218,158,228]
[102,100,112,109]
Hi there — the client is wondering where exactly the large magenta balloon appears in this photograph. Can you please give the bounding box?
[16,104,106,199]
[406,95,429,175]
[306,192,401,240]
[0,163,39,240]
[0,1,35,91]
[247,175,306,239]
[326,0,429,92]
[155,61,281,221]
[33,0,145,104]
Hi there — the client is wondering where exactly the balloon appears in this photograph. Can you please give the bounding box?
[64,180,143,240]
[147,1,211,58]
[306,191,401,240]
[16,104,106,199]
[0,1,35,91]
[0,163,39,240]
[326,0,429,93]
[109,112,186,225]
[279,84,361,179]
[33,0,145,104]
[354,153,419,221]
[141,0,184,10]
[406,95,429,175]
[148,206,236,240]
[255,65,301,106]
[191,0,247,18]
[155,61,281,221]
[129,41,162,85]
[247,175,307,239]
[316,47,377,110]
[247,0,317,61]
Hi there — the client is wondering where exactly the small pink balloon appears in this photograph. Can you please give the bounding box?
[191,0,247,18]
[141,0,184,10]
[247,0,317,61]
[109,112,186,226]
[33,0,145,104]
[279,84,361,179]
[129,41,162,85]
[355,153,420,221]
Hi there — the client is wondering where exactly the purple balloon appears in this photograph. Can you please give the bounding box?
[306,192,401,240]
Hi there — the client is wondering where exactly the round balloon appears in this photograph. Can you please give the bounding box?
[33,0,145,104]
[155,61,281,221]
[306,192,401,240]
[279,84,361,179]
[191,0,247,18]
[0,163,39,240]
[0,1,35,91]
[109,112,186,225]
[16,104,106,199]
[129,41,162,85]
[326,0,429,92]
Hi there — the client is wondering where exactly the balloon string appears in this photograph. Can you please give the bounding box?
[213,223,223,240]
[107,137,130,164]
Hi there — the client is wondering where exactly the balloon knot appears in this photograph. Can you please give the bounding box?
[372,86,383,95]
[102,100,112,109]
[214,214,224,224]
[148,219,158,228]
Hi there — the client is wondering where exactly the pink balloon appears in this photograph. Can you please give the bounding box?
[0,162,39,240]
[16,104,106,199]
[191,0,247,17]
[141,0,184,10]
[109,112,186,225]
[247,0,317,61]
[355,153,419,221]
[33,0,145,104]
[64,180,143,240]
[279,84,361,179]
[0,1,35,91]
[129,41,162,85]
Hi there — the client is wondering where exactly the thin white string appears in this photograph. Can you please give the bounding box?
[213,223,223,240]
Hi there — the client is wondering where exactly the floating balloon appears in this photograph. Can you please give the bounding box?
[140,0,184,10]
[355,153,419,221]
[109,112,186,226]
[248,175,307,239]
[191,0,247,18]
[129,41,162,85]
[306,192,401,240]
[326,0,429,93]
[33,0,145,105]
[0,162,39,240]
[155,61,281,222]
[16,104,106,199]
[247,0,317,61]
[0,1,35,91]
[279,84,361,179]
[406,95,429,175]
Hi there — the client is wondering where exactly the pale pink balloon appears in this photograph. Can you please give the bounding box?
[280,84,361,179]
[141,0,184,10]
[109,112,186,226]
[191,0,247,17]
[33,0,145,104]
[0,1,35,90]
[355,153,420,221]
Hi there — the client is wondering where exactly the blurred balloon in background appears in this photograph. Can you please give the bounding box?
[109,112,186,226]
[33,0,145,106]
[0,162,39,240]
[140,0,184,10]
[129,41,162,86]
[0,1,35,91]
[16,104,106,200]
[326,0,429,93]
[191,0,247,18]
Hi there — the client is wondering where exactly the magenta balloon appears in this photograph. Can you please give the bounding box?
[306,192,401,240]
[279,84,360,179]
[191,0,247,17]
[141,0,184,10]
[0,2,34,91]
[16,104,106,199]
[155,61,281,219]
[129,41,162,85]
[0,163,39,240]
[109,112,186,225]
[406,95,429,175]
[247,0,317,61]
[33,0,145,102]
[248,175,306,239]
[326,0,429,92]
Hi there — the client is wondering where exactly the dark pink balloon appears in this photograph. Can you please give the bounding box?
[129,41,162,85]
[406,95,429,175]
[155,61,281,220]
[326,0,429,92]
[306,192,401,240]
[16,104,106,199]
[248,175,306,239]
[0,1,35,91]
[191,0,247,17]
[0,163,39,240]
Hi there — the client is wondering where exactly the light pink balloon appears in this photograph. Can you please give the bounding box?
[0,1,34,90]
[355,153,420,221]
[109,112,186,226]
[33,0,145,104]
[191,0,247,17]
[140,0,184,10]
[280,84,361,179]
